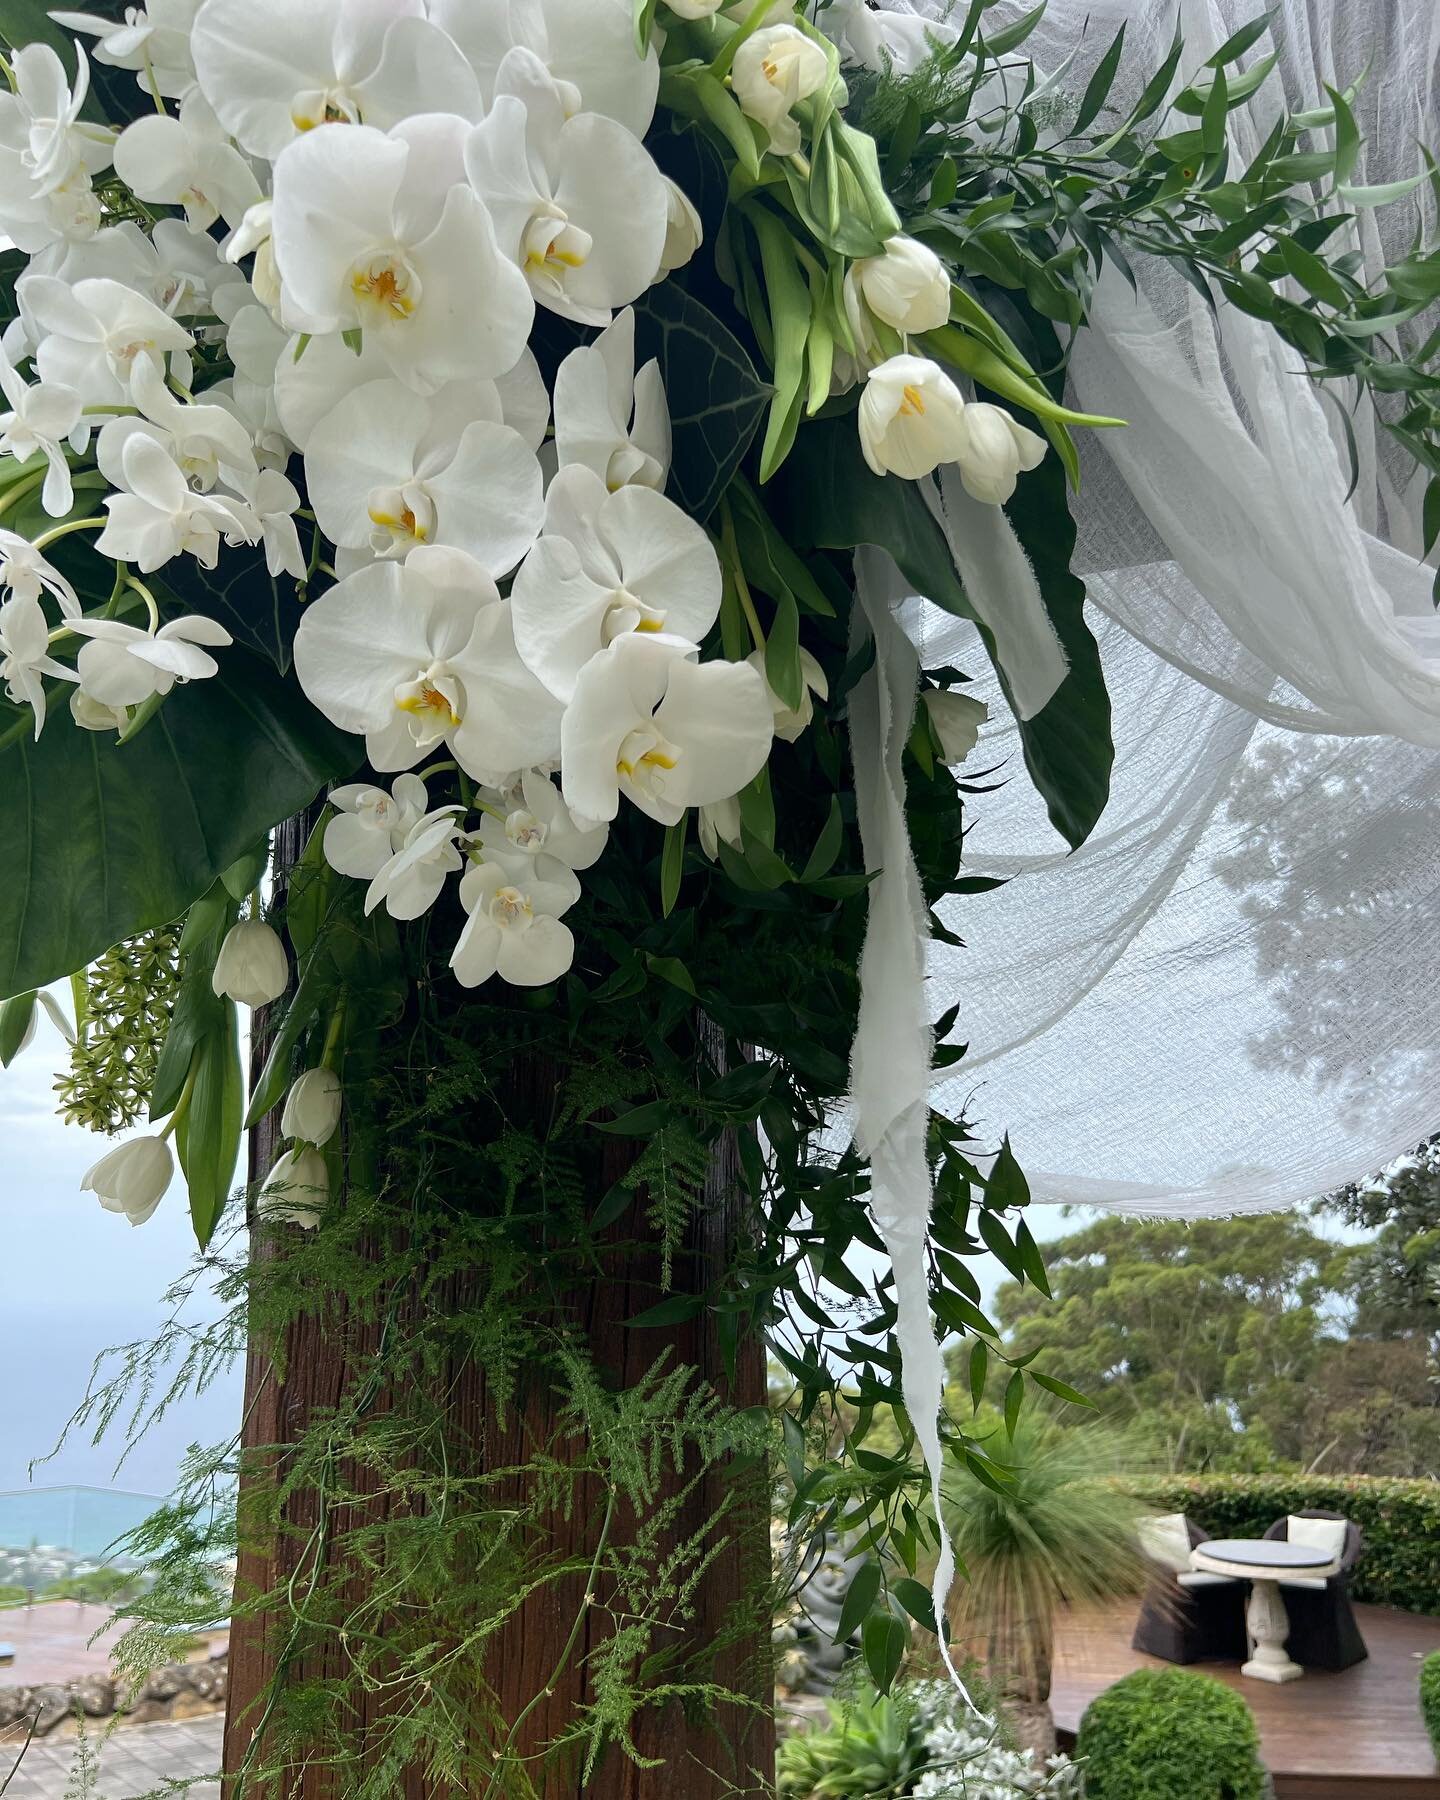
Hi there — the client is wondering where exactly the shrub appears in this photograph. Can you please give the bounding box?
[1421,1652,1440,1759]
[776,1688,931,1798]
[1118,1473,1440,1615]
[1076,1668,1266,1800]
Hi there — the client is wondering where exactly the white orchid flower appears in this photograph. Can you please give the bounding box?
[292,544,562,785]
[81,1134,175,1226]
[475,768,609,874]
[463,50,669,327]
[697,792,743,862]
[52,1,200,101]
[70,608,233,708]
[0,341,85,517]
[113,89,262,236]
[21,274,193,407]
[747,645,829,743]
[364,806,467,920]
[95,431,258,572]
[213,919,289,1007]
[8,987,77,1058]
[323,773,430,879]
[0,44,114,253]
[951,401,1048,505]
[0,594,77,739]
[560,633,774,828]
[237,468,306,580]
[858,354,969,481]
[430,0,659,138]
[657,177,703,278]
[281,1068,343,1148]
[70,688,129,733]
[511,466,721,703]
[304,377,542,572]
[0,528,78,613]
[258,1146,328,1228]
[731,26,832,158]
[98,356,258,495]
[553,308,670,495]
[225,199,280,311]
[191,0,481,162]
[270,118,533,394]
[450,856,579,990]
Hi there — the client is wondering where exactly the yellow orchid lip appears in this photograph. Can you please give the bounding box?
[396,683,459,728]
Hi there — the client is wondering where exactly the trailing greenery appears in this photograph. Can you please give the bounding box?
[1119,1474,1440,1615]
[1075,1669,1266,1800]
[1420,1651,1440,1759]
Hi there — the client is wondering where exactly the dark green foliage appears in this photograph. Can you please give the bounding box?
[1076,1668,1266,1800]
[1420,1651,1440,1757]
[1121,1474,1440,1616]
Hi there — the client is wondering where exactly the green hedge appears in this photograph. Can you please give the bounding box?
[1077,1668,1265,1800]
[1422,1651,1440,1759]
[1120,1474,1440,1616]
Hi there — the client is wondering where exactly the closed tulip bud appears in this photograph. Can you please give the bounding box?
[732,25,831,157]
[858,355,968,480]
[922,690,988,765]
[280,1068,342,1147]
[81,1135,174,1226]
[850,236,951,338]
[211,920,288,1008]
[259,1146,329,1230]
[952,401,1047,505]
[661,0,727,17]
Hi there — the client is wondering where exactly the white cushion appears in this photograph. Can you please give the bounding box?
[1177,1570,1240,1590]
[1137,1513,1192,1574]
[1278,1575,1328,1591]
[1286,1515,1347,1564]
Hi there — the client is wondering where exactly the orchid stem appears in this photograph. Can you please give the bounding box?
[125,574,161,633]
[32,516,103,552]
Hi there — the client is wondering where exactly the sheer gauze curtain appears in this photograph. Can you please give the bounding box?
[875,0,1440,1214]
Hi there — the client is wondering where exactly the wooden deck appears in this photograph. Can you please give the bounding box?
[1051,1597,1440,1798]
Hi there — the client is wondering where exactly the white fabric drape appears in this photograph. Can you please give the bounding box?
[871,0,1440,1214]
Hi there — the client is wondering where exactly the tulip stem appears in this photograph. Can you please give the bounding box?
[160,1060,199,1141]
[719,498,766,650]
[320,1000,347,1072]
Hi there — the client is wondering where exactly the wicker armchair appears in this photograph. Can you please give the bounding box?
[1131,1515,1248,1665]
[1261,1510,1368,1671]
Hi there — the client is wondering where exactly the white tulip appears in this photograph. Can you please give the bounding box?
[81,1134,174,1226]
[450,856,579,990]
[259,1146,329,1229]
[113,90,261,235]
[464,51,670,326]
[731,25,831,158]
[53,1,199,101]
[511,466,721,703]
[922,690,988,764]
[847,236,951,347]
[746,645,829,743]
[281,1068,343,1147]
[190,0,481,161]
[304,377,542,573]
[70,609,233,707]
[292,545,561,786]
[858,354,968,481]
[474,769,608,873]
[697,792,743,862]
[951,401,1047,506]
[324,774,430,879]
[21,274,193,407]
[553,308,670,495]
[0,594,77,739]
[270,120,533,394]
[657,177,703,278]
[94,431,257,572]
[364,808,466,921]
[430,0,659,138]
[212,919,289,1008]
[0,341,85,517]
[561,633,774,828]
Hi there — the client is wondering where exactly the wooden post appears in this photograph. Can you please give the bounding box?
[223,817,774,1799]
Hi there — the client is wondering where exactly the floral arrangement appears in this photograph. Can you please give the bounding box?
[1,0,1436,1787]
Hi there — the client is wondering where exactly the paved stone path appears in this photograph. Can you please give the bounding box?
[1,1714,222,1799]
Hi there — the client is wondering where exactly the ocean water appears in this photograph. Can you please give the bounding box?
[0,1486,163,1558]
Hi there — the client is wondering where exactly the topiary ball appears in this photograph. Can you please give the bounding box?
[1076,1667,1267,1799]
[1421,1650,1440,1759]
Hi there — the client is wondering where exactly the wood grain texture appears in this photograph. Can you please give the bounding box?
[223,817,774,1799]
[1050,1595,1440,1798]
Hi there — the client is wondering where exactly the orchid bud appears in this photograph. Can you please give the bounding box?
[858,355,968,481]
[280,1068,343,1147]
[657,177,703,277]
[922,690,988,765]
[81,1135,174,1226]
[212,920,288,1008]
[259,1146,329,1230]
[732,26,831,158]
[698,794,743,863]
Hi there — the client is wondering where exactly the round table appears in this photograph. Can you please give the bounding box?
[1189,1538,1340,1683]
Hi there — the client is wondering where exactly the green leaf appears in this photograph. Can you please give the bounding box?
[1030,1369,1098,1409]
[1004,1369,1024,1438]
[1207,13,1271,65]
[750,207,811,482]
[1071,24,1125,137]
[644,953,697,997]
[773,417,1111,847]
[1199,63,1228,158]
[968,1339,988,1412]
[220,841,269,901]
[861,1611,907,1695]
[0,990,36,1067]
[0,653,358,1002]
[152,901,234,1118]
[596,1099,675,1136]
[1276,234,1349,307]
[1325,81,1361,186]
[155,545,306,672]
[985,1134,1032,1211]
[634,280,769,523]
[176,1001,243,1249]
[835,1559,883,1644]
[1337,173,1427,208]
[978,1210,1026,1283]
[800,795,844,884]
[626,1292,704,1328]
[764,584,804,711]
[660,814,687,918]
[1423,475,1440,558]
[892,1577,939,1636]
[1015,1217,1053,1298]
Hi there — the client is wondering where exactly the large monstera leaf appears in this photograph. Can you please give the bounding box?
[0,655,359,1000]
